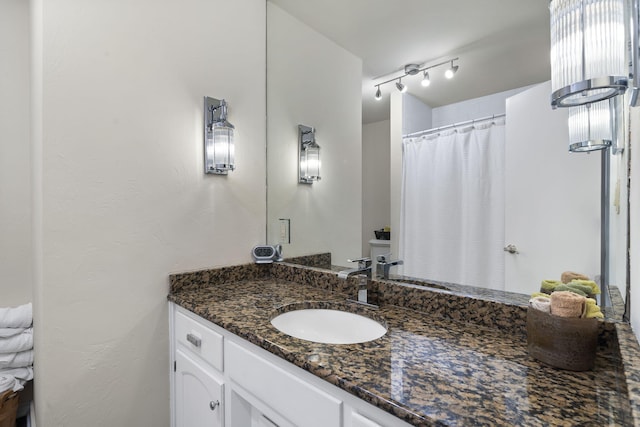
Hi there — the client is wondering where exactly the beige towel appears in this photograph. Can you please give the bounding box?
[529,296,551,313]
[561,271,589,284]
[550,291,586,318]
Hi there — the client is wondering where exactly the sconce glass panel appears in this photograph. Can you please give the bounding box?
[298,124,321,184]
[204,96,235,175]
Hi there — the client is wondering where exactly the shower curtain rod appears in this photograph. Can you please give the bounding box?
[403,113,506,139]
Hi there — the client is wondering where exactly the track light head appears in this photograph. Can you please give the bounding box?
[396,79,407,93]
[375,86,382,100]
[421,71,431,87]
[445,61,459,79]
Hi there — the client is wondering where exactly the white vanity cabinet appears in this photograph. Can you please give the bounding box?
[170,303,413,427]
[172,309,225,427]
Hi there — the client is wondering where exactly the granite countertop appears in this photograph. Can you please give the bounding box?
[168,262,640,427]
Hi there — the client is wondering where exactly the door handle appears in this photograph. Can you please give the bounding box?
[503,244,519,254]
[209,400,220,411]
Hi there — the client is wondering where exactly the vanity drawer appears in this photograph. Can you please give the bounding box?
[175,309,224,372]
[226,340,342,427]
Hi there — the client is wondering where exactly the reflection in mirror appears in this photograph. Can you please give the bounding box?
[266,0,629,312]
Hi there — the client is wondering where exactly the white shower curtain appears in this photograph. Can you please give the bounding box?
[399,121,505,290]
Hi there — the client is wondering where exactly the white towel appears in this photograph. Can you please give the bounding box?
[0,328,25,338]
[0,350,33,369]
[0,328,32,354]
[0,375,18,393]
[0,367,33,393]
[0,367,33,383]
[0,303,32,328]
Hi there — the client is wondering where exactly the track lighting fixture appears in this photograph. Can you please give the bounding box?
[372,57,458,99]
[395,79,407,93]
[444,60,459,79]
[375,85,382,100]
[421,71,431,87]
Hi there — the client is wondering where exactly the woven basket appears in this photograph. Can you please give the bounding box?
[0,389,19,427]
[527,306,599,371]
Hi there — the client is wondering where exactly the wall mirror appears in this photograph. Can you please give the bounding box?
[265,0,630,312]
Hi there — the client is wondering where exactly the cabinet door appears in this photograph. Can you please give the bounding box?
[175,349,224,427]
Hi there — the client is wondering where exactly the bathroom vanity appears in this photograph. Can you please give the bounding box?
[168,262,640,426]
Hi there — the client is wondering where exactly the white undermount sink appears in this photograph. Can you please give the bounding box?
[270,308,387,344]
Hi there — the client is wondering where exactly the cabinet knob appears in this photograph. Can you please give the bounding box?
[209,400,220,411]
[186,333,201,348]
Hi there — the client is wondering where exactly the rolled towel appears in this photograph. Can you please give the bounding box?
[529,296,551,313]
[554,283,592,297]
[0,303,32,328]
[530,292,549,299]
[0,350,33,369]
[540,280,562,294]
[550,291,586,318]
[0,328,32,354]
[561,271,590,284]
[583,298,604,319]
[570,279,601,295]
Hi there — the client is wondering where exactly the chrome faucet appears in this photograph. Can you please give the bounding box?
[337,257,372,279]
[376,255,404,279]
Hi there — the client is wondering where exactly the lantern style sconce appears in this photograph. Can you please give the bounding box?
[204,96,235,175]
[298,125,321,184]
[568,99,614,152]
[549,0,628,108]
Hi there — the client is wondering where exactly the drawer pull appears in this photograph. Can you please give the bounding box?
[186,333,201,348]
[209,400,220,411]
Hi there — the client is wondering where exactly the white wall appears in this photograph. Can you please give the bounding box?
[504,82,600,294]
[1,0,31,306]
[267,3,363,265]
[431,84,537,127]
[609,114,629,297]
[362,120,390,255]
[402,94,432,135]
[630,107,640,340]
[32,0,266,425]
[389,92,403,263]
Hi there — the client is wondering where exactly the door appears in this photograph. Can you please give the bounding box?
[504,81,600,295]
[175,349,224,427]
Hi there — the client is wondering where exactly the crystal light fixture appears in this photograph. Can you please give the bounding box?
[298,125,321,184]
[549,0,628,108]
[568,98,615,152]
[204,97,235,175]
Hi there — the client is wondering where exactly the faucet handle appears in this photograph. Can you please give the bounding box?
[347,257,372,268]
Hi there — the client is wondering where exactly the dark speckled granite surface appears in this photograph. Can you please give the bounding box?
[168,262,640,427]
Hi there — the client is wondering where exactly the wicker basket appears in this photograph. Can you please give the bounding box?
[527,306,599,371]
[0,389,19,427]
[374,229,390,240]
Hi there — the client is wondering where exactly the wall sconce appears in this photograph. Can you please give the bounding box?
[549,0,628,108]
[204,96,235,175]
[298,125,321,184]
[568,99,614,152]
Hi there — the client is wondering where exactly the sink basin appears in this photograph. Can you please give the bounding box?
[271,308,387,344]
